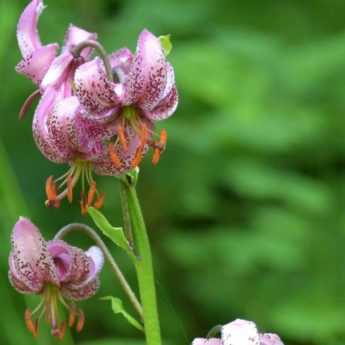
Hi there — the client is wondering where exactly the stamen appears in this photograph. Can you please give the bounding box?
[19,89,40,120]
[117,123,128,151]
[58,321,67,341]
[87,181,97,206]
[159,128,167,147]
[45,176,60,208]
[109,143,122,169]
[80,195,88,215]
[152,148,161,166]
[68,309,77,328]
[76,310,85,333]
[132,147,144,168]
[94,193,105,209]
[24,309,38,337]
[67,175,73,203]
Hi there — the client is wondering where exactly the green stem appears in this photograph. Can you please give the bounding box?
[120,178,162,345]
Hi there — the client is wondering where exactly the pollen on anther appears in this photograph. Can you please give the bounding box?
[108,143,122,169]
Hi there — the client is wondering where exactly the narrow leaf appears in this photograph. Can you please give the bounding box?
[101,296,144,332]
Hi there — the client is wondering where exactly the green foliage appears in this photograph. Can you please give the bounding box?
[2,1,345,345]
[101,296,144,332]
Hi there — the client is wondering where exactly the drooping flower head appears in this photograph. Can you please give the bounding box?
[9,217,104,339]
[16,0,111,211]
[74,29,178,174]
[192,319,284,345]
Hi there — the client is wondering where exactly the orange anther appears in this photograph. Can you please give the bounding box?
[108,143,122,169]
[117,124,128,151]
[58,321,67,341]
[24,309,38,337]
[94,193,105,209]
[80,196,88,215]
[76,310,85,333]
[139,122,148,143]
[67,175,73,203]
[152,148,161,166]
[159,128,167,147]
[68,309,77,328]
[45,176,57,202]
[87,181,97,206]
[131,147,144,168]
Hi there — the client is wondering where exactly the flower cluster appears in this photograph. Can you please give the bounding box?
[17,0,178,213]
[192,319,284,345]
[9,217,104,339]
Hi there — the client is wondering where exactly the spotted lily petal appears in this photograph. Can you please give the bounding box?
[260,334,284,345]
[192,339,223,345]
[74,57,122,116]
[110,48,133,83]
[63,24,97,58]
[123,29,168,110]
[17,0,44,57]
[9,217,59,293]
[221,319,260,345]
[16,44,58,85]
[32,87,69,163]
[41,52,74,90]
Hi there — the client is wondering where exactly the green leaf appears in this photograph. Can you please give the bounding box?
[88,207,133,257]
[159,34,172,56]
[101,296,144,332]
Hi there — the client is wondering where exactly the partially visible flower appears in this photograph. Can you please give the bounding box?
[9,217,104,339]
[192,319,284,345]
[74,29,178,172]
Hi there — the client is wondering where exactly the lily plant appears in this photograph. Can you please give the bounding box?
[10,1,286,345]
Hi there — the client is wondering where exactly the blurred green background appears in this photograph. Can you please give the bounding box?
[1,0,345,344]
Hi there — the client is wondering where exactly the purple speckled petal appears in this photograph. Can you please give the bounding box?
[47,240,75,283]
[84,246,104,282]
[74,57,122,115]
[259,333,284,345]
[109,48,133,83]
[17,0,45,57]
[123,29,168,110]
[32,87,69,163]
[16,43,58,85]
[221,319,260,345]
[41,52,74,90]
[10,217,59,293]
[145,86,178,121]
[61,277,100,301]
[192,338,222,345]
[63,24,97,58]
[8,254,35,294]
[47,96,79,160]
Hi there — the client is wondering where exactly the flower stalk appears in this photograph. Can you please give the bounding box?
[54,223,143,320]
[120,175,162,345]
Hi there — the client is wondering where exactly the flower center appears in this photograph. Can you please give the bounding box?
[108,106,168,169]
[24,284,85,340]
[45,159,105,214]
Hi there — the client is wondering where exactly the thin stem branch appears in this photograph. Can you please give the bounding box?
[71,40,113,82]
[120,178,162,345]
[54,223,143,320]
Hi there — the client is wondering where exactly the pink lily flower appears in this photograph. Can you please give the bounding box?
[9,217,104,339]
[192,319,284,345]
[74,29,178,172]
[16,0,115,211]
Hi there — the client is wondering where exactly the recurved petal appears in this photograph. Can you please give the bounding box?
[41,52,74,90]
[47,96,79,159]
[84,246,104,282]
[32,87,68,163]
[192,339,222,345]
[74,57,121,115]
[144,86,178,121]
[259,334,284,345]
[63,24,97,58]
[47,240,75,283]
[123,29,168,109]
[110,48,133,83]
[17,0,45,57]
[221,319,260,345]
[61,277,100,301]
[10,217,59,292]
[9,255,35,294]
[16,44,58,85]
